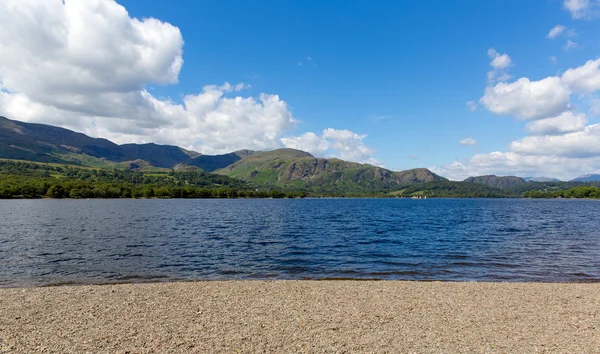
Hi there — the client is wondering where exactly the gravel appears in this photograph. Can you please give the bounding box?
[0,280,598,353]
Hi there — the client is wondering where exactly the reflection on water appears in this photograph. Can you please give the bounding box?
[1,198,599,287]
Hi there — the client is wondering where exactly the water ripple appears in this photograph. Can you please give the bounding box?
[1,198,600,287]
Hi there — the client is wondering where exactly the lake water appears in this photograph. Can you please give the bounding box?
[1,198,599,287]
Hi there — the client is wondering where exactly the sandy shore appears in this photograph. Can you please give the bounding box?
[0,281,598,353]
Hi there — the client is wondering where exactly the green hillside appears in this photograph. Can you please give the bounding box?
[463,175,526,189]
[0,116,251,170]
[215,149,446,193]
[6,115,598,199]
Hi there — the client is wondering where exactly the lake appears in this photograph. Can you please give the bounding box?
[1,198,599,287]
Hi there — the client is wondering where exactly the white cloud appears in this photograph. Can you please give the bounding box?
[0,0,183,111]
[563,0,599,19]
[590,97,600,115]
[459,137,477,146]
[480,77,571,120]
[511,124,600,158]
[487,48,512,82]
[564,39,579,50]
[435,122,600,181]
[562,58,600,93]
[280,132,329,155]
[433,151,600,181]
[439,52,600,181]
[488,48,512,70]
[0,0,300,155]
[547,25,566,39]
[281,129,382,166]
[525,112,587,135]
[466,101,477,111]
[181,86,296,154]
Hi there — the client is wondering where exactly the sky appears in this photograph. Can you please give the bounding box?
[1,0,600,180]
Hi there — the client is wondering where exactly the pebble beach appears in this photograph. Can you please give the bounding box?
[1,280,599,353]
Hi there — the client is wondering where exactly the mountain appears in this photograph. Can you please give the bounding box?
[463,175,526,189]
[1,116,446,194]
[215,149,446,192]
[571,174,600,182]
[523,177,561,182]
[0,116,197,167]
[0,116,254,170]
[187,149,255,172]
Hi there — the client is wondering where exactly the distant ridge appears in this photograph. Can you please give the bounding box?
[523,177,561,182]
[216,149,446,192]
[1,116,445,193]
[0,116,252,170]
[463,175,526,189]
[571,174,600,182]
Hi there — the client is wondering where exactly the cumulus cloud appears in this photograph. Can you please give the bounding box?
[0,0,382,163]
[433,152,600,181]
[436,117,600,180]
[563,0,599,19]
[547,25,566,39]
[487,48,512,82]
[511,124,600,158]
[322,129,381,165]
[181,86,296,154]
[281,129,382,166]
[525,112,587,135]
[459,137,477,146]
[0,0,303,154]
[562,58,600,93]
[437,51,600,181]
[0,0,183,117]
[280,132,329,155]
[480,77,571,120]
[466,101,477,111]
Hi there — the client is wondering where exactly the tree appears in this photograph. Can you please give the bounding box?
[46,184,66,198]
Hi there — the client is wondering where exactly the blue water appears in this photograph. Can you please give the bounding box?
[1,198,599,287]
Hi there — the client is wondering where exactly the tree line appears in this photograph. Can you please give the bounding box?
[0,160,306,199]
[522,186,600,199]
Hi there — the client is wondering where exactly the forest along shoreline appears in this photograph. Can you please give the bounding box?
[2,160,600,199]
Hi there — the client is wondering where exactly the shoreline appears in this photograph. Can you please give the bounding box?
[4,277,600,290]
[1,280,598,352]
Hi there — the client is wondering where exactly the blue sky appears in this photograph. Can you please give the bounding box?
[118,0,600,173]
[2,0,600,179]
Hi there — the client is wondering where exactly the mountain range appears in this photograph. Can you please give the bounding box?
[0,116,445,192]
[3,116,600,191]
[571,174,600,182]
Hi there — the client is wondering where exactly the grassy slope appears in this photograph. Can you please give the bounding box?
[216,149,446,193]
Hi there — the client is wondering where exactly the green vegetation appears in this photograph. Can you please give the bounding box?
[4,116,600,200]
[0,116,251,169]
[0,160,305,199]
[215,149,446,193]
[3,160,600,199]
[391,181,513,198]
[463,175,526,189]
[523,186,600,199]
